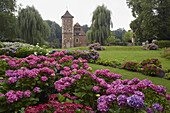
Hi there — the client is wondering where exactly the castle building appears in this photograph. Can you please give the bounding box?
[61,10,87,48]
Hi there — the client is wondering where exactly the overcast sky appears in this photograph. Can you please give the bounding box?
[17,0,135,31]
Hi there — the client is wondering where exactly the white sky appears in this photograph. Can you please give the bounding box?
[17,0,135,31]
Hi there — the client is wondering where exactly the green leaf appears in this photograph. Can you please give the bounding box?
[58,96,65,102]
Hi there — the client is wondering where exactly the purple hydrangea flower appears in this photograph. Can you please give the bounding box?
[127,95,144,109]
[97,102,109,112]
[97,95,108,103]
[117,95,128,107]
[152,103,163,112]
[134,91,145,100]
[106,94,117,104]
[146,107,153,113]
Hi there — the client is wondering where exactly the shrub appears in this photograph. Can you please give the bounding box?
[161,47,170,59]
[142,43,158,50]
[88,43,106,51]
[154,40,170,48]
[141,64,162,76]
[124,59,162,76]
[96,58,121,68]
[0,42,48,58]
[124,62,138,71]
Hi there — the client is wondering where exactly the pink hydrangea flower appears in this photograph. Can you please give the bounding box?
[41,76,48,81]
[33,87,40,93]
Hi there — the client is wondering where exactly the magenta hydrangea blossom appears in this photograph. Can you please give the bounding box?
[117,95,128,107]
[92,86,100,93]
[33,87,40,93]
[41,76,48,81]
[97,102,109,112]
[16,91,24,98]
[7,77,17,84]
[24,90,31,98]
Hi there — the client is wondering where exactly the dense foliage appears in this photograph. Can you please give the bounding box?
[0,0,18,40]
[45,20,62,48]
[87,5,112,45]
[127,0,170,42]
[18,6,50,46]
[154,40,170,48]
[124,59,162,76]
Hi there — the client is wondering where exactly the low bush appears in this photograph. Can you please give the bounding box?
[88,43,106,51]
[142,43,158,50]
[161,47,170,59]
[0,42,48,58]
[124,62,138,71]
[95,58,121,68]
[154,40,170,48]
[124,59,162,76]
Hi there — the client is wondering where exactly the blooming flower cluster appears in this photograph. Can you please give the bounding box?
[25,94,94,113]
[54,75,81,92]
[5,90,31,104]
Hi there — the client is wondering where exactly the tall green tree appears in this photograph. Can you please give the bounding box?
[44,20,62,48]
[87,4,112,45]
[112,28,126,41]
[81,24,91,33]
[127,0,170,42]
[18,6,50,46]
[122,31,134,43]
[0,0,18,40]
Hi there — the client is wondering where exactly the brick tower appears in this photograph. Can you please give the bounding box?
[61,10,74,48]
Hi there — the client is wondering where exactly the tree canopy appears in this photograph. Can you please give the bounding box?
[112,28,126,41]
[18,6,50,46]
[0,0,18,40]
[87,4,112,45]
[127,0,170,42]
[45,20,62,48]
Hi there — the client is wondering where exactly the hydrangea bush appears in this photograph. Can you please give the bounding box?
[142,43,159,50]
[0,42,48,57]
[0,51,170,112]
[124,59,162,76]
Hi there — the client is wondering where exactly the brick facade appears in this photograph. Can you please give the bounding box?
[61,11,87,48]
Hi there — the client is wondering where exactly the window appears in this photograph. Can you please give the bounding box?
[65,40,69,43]
[75,38,79,43]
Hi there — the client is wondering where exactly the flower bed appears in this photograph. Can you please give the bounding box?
[0,42,48,57]
[124,59,163,77]
[0,51,170,113]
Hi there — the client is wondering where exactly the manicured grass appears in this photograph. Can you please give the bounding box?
[88,63,170,94]
[97,46,170,70]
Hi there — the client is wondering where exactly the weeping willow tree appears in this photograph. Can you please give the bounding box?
[87,5,112,45]
[18,6,50,46]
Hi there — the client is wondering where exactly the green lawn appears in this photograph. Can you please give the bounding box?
[97,46,170,70]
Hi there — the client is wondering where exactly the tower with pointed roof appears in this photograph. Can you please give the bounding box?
[61,10,74,48]
[61,11,87,48]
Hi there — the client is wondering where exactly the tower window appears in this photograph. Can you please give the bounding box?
[65,40,69,43]
[75,38,79,43]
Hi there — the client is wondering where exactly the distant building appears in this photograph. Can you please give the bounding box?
[61,10,87,48]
